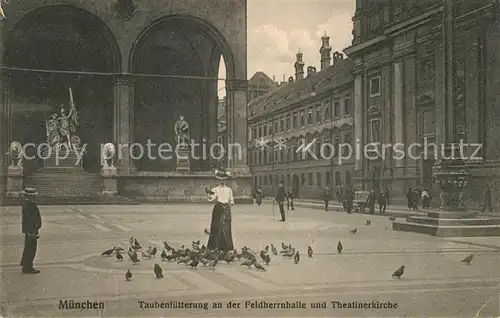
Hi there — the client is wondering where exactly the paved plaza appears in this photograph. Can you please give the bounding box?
[0,203,499,317]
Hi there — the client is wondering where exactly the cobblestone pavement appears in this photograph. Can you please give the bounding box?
[0,203,499,317]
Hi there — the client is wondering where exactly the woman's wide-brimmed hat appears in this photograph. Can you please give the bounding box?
[21,187,39,196]
[215,168,230,180]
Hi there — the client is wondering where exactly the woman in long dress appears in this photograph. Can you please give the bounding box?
[206,169,234,253]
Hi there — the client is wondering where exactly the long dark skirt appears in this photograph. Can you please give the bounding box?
[207,203,234,252]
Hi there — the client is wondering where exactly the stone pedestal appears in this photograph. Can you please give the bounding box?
[6,166,23,197]
[101,166,118,196]
[43,148,84,170]
[175,147,190,172]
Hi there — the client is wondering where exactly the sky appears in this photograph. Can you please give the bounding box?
[218,0,356,95]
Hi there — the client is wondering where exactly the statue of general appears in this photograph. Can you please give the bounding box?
[174,116,190,148]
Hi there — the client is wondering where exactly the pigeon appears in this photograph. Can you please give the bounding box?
[150,247,157,258]
[294,251,300,264]
[133,238,141,249]
[349,228,358,234]
[199,257,210,266]
[129,237,134,245]
[225,252,236,263]
[389,217,396,221]
[307,246,313,258]
[145,246,152,255]
[392,265,405,279]
[161,250,167,261]
[189,258,200,269]
[263,254,271,265]
[116,251,123,261]
[241,259,254,268]
[337,241,343,254]
[141,251,151,259]
[204,228,210,235]
[154,264,163,279]
[461,254,474,265]
[115,247,124,252]
[253,262,266,271]
[208,258,219,269]
[366,220,371,226]
[259,250,267,262]
[193,240,200,246]
[281,242,287,250]
[165,253,176,261]
[270,244,278,255]
[283,248,295,257]
[101,248,115,256]
[129,249,140,265]
[125,270,132,281]
[163,241,173,251]
[177,257,191,265]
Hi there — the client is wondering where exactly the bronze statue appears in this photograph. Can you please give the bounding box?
[174,116,190,147]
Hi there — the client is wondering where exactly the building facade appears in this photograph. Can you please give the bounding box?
[0,0,252,203]
[248,35,354,199]
[345,0,500,208]
[247,71,279,104]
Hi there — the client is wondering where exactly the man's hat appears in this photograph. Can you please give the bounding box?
[214,168,230,180]
[21,187,38,196]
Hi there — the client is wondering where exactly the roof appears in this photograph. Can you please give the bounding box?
[248,58,353,120]
[248,71,274,86]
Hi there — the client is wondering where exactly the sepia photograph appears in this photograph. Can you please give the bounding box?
[0,0,499,316]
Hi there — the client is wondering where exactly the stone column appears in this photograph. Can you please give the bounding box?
[112,75,135,176]
[0,21,5,203]
[353,75,363,171]
[225,79,252,203]
[464,32,480,157]
[403,55,417,173]
[393,61,405,167]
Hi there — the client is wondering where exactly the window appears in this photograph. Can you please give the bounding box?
[345,170,352,185]
[280,118,285,132]
[264,124,268,136]
[343,133,352,156]
[258,126,262,138]
[370,76,381,97]
[307,108,313,125]
[344,98,351,116]
[270,175,273,185]
[253,127,257,140]
[301,173,306,186]
[315,138,321,158]
[324,102,330,120]
[292,113,298,128]
[308,172,313,185]
[316,172,321,186]
[264,176,268,185]
[335,171,341,186]
[370,119,381,142]
[254,176,258,187]
[259,150,262,164]
[286,115,291,130]
[334,102,340,118]
[274,121,278,134]
[334,136,340,157]
[315,106,321,123]
[300,111,305,126]
[326,172,331,186]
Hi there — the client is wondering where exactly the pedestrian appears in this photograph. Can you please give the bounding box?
[323,186,331,211]
[286,189,295,210]
[368,189,376,214]
[482,184,493,213]
[336,186,342,204]
[345,186,354,214]
[20,187,42,274]
[406,188,413,210]
[275,181,287,221]
[413,188,420,211]
[255,188,263,207]
[206,168,234,254]
[421,189,430,208]
[378,189,388,215]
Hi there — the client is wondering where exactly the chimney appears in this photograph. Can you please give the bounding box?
[307,66,317,77]
[294,49,305,80]
[288,76,294,83]
[332,51,345,65]
[273,75,276,82]
[320,31,332,71]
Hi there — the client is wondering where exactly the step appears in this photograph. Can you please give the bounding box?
[393,221,500,237]
[427,211,478,219]
[0,196,139,206]
[407,216,500,226]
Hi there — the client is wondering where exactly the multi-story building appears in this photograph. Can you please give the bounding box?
[247,72,279,104]
[248,34,354,199]
[344,0,500,208]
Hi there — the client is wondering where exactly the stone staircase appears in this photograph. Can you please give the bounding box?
[25,168,101,197]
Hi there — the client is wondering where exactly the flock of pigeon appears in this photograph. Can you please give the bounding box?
[101,220,476,282]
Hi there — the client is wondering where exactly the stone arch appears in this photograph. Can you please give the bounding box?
[128,14,236,171]
[3,4,122,172]
[129,14,235,79]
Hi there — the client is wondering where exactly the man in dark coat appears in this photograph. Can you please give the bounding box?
[323,186,331,211]
[275,181,287,221]
[378,189,389,215]
[20,187,42,274]
[345,186,354,214]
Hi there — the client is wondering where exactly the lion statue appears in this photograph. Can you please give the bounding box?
[7,141,23,168]
[102,142,116,168]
